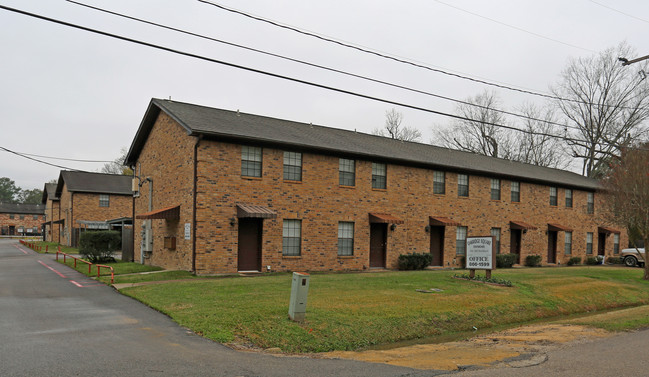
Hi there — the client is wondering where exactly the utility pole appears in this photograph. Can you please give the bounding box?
[619,54,649,66]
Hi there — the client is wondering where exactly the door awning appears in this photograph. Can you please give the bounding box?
[52,219,65,225]
[429,216,461,226]
[510,220,538,230]
[598,226,621,235]
[369,213,404,224]
[136,205,180,220]
[236,204,277,219]
[548,223,573,232]
[42,220,52,226]
[77,220,110,230]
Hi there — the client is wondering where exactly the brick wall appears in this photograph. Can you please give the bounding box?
[44,199,61,242]
[0,212,44,236]
[134,114,628,274]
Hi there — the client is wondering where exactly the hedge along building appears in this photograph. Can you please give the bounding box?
[125,98,626,274]
[0,203,45,237]
[55,171,133,247]
[41,183,61,243]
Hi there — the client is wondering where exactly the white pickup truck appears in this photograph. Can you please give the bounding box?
[621,248,645,267]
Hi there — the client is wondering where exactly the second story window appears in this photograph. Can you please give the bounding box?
[241,146,262,178]
[587,192,594,214]
[283,152,302,181]
[33,215,38,220]
[19,215,25,220]
[457,174,469,197]
[511,181,520,202]
[339,158,355,186]
[433,171,445,194]
[490,179,501,200]
[99,194,110,207]
[372,163,387,189]
[565,189,573,208]
[550,187,558,206]
[9,214,14,219]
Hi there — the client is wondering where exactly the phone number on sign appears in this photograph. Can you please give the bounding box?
[467,262,491,267]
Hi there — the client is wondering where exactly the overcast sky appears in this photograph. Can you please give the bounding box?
[1,0,647,190]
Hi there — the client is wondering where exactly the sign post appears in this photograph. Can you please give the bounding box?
[465,236,496,278]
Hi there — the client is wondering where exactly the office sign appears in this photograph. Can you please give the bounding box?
[465,236,495,270]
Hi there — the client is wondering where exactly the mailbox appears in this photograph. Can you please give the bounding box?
[288,272,310,322]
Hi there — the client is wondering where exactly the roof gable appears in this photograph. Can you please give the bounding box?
[126,98,600,191]
[0,203,45,215]
[55,171,133,196]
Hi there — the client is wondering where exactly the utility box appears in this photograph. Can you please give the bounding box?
[288,272,310,322]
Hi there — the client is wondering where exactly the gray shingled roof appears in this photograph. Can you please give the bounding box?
[126,98,600,191]
[41,183,58,204]
[0,203,45,215]
[55,171,132,196]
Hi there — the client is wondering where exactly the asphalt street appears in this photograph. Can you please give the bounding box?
[0,239,435,377]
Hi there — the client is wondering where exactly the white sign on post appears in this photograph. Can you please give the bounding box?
[184,223,191,240]
[465,236,495,270]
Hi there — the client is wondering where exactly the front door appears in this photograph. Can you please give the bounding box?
[8,226,15,236]
[547,231,557,264]
[598,232,606,256]
[369,223,387,268]
[237,218,262,271]
[510,229,522,263]
[430,226,445,266]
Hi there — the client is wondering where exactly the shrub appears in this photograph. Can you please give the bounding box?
[607,257,622,265]
[585,256,599,265]
[397,253,433,270]
[495,253,518,268]
[79,231,121,263]
[525,255,542,267]
[459,256,466,268]
[567,257,582,266]
[453,273,513,287]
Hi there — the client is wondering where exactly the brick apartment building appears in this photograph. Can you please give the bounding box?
[42,183,61,243]
[54,171,133,247]
[0,203,45,237]
[124,98,626,275]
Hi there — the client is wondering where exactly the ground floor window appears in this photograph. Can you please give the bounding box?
[282,219,301,256]
[565,232,572,255]
[586,232,593,254]
[456,226,467,255]
[613,234,620,254]
[337,222,354,256]
[490,228,501,254]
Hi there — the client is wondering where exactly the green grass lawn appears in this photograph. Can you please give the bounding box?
[30,241,79,254]
[120,266,649,353]
[58,258,163,279]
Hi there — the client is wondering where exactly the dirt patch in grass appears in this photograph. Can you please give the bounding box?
[324,324,611,371]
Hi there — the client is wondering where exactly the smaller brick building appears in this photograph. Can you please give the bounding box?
[0,203,45,237]
[54,171,133,247]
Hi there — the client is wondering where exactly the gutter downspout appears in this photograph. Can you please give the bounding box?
[70,192,74,247]
[192,136,201,273]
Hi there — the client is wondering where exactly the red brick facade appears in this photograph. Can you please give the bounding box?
[0,204,45,237]
[131,110,627,274]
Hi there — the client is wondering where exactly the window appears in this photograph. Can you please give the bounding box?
[456,226,467,255]
[241,146,262,177]
[33,227,38,233]
[99,194,110,207]
[19,215,25,220]
[565,189,573,208]
[586,232,593,254]
[32,215,38,220]
[282,219,301,256]
[550,187,558,206]
[491,228,501,254]
[587,192,594,214]
[9,214,14,219]
[511,181,520,202]
[338,222,354,256]
[457,174,469,197]
[283,151,302,181]
[433,171,445,194]
[490,179,501,200]
[339,158,355,186]
[371,163,386,189]
[614,234,620,254]
[565,232,572,255]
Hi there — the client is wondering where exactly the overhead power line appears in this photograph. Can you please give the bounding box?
[6,148,113,163]
[67,0,575,131]
[0,146,88,171]
[589,0,649,24]
[1,4,618,152]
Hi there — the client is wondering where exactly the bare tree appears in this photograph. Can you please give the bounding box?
[101,147,133,175]
[434,90,514,158]
[604,143,649,280]
[553,42,649,178]
[513,103,569,169]
[373,108,422,142]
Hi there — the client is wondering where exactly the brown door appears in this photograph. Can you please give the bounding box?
[238,218,262,271]
[8,226,15,236]
[430,226,445,266]
[369,223,387,268]
[598,233,606,256]
[510,229,522,263]
[547,231,557,264]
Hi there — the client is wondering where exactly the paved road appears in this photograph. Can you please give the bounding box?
[0,239,435,377]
